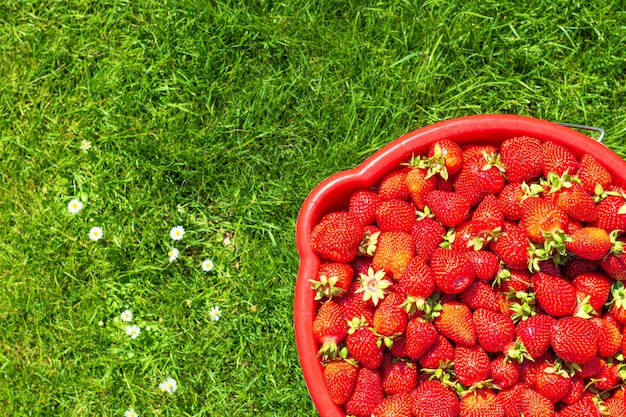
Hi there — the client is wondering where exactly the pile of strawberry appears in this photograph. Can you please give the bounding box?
[308,136,626,417]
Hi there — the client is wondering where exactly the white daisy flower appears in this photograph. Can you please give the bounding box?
[201,259,214,272]
[67,199,83,214]
[124,408,138,417]
[120,310,133,322]
[170,226,185,241]
[168,248,179,262]
[89,226,103,241]
[209,306,221,322]
[125,324,140,339]
[176,204,185,214]
[80,140,91,150]
[223,236,231,246]
[159,377,178,393]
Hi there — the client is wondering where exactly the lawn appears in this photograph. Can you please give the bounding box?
[0,0,625,416]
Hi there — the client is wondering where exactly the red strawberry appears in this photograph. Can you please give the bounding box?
[323,359,359,405]
[312,300,347,359]
[459,281,502,312]
[405,166,438,210]
[462,144,498,161]
[418,333,455,369]
[336,280,375,324]
[310,261,354,300]
[532,272,577,317]
[379,353,417,396]
[592,190,626,233]
[515,314,556,359]
[405,316,438,360]
[375,199,416,233]
[389,335,409,358]
[520,197,569,243]
[591,358,622,391]
[410,380,460,417]
[566,227,611,260]
[467,250,500,281]
[473,308,516,353]
[345,318,384,369]
[378,170,410,201]
[557,394,601,417]
[372,231,413,279]
[490,222,530,270]
[424,190,471,227]
[459,388,505,417]
[490,354,520,389]
[411,217,446,261]
[563,258,600,279]
[344,367,385,417]
[434,301,477,346]
[600,244,626,282]
[498,383,527,417]
[349,189,381,225]
[551,316,599,364]
[605,389,626,417]
[518,351,554,388]
[428,139,464,177]
[572,272,612,313]
[542,140,579,177]
[397,257,435,300]
[546,178,598,223]
[371,393,413,417]
[500,136,543,183]
[454,344,491,386]
[560,374,585,405]
[535,362,573,403]
[310,211,365,262]
[498,182,526,221]
[454,151,506,206]
[431,248,476,294]
[575,355,603,378]
[373,291,408,337]
[519,388,555,417]
[473,194,505,232]
[577,153,613,195]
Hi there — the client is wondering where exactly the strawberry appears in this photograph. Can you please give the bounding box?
[560,374,585,405]
[532,272,577,317]
[577,153,613,195]
[557,395,601,417]
[519,388,555,417]
[345,318,384,369]
[605,389,626,417]
[515,314,556,359]
[312,300,347,360]
[600,244,626,282]
[551,316,599,364]
[490,354,520,389]
[466,250,500,281]
[462,144,499,161]
[344,367,385,417]
[375,199,416,233]
[567,227,612,261]
[349,189,381,225]
[410,380,460,417]
[371,393,413,417]
[379,353,417,395]
[411,217,445,261]
[405,316,438,360]
[373,291,408,337]
[518,351,554,388]
[497,383,526,417]
[547,180,598,223]
[372,231,413,279]
[490,222,530,270]
[498,182,526,221]
[397,257,435,300]
[336,280,375,324]
[542,140,579,177]
[378,170,410,201]
[473,308,516,353]
[473,194,505,231]
[459,281,502,312]
[427,139,464,177]
[405,166,438,210]
[592,190,626,233]
[424,190,471,227]
[535,362,572,403]
[434,301,477,346]
[575,354,603,378]
[454,344,491,386]
[430,248,476,294]
[418,333,455,369]
[459,388,505,417]
[389,335,409,358]
[323,359,359,405]
[591,358,622,391]
[310,261,354,300]
[454,151,506,206]
[520,197,569,243]
[572,272,612,313]
[563,258,600,279]
[500,136,543,183]
[593,316,622,358]
[310,211,365,262]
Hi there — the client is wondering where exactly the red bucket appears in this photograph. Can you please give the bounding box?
[294,114,626,417]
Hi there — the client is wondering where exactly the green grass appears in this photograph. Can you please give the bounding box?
[0,0,625,415]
